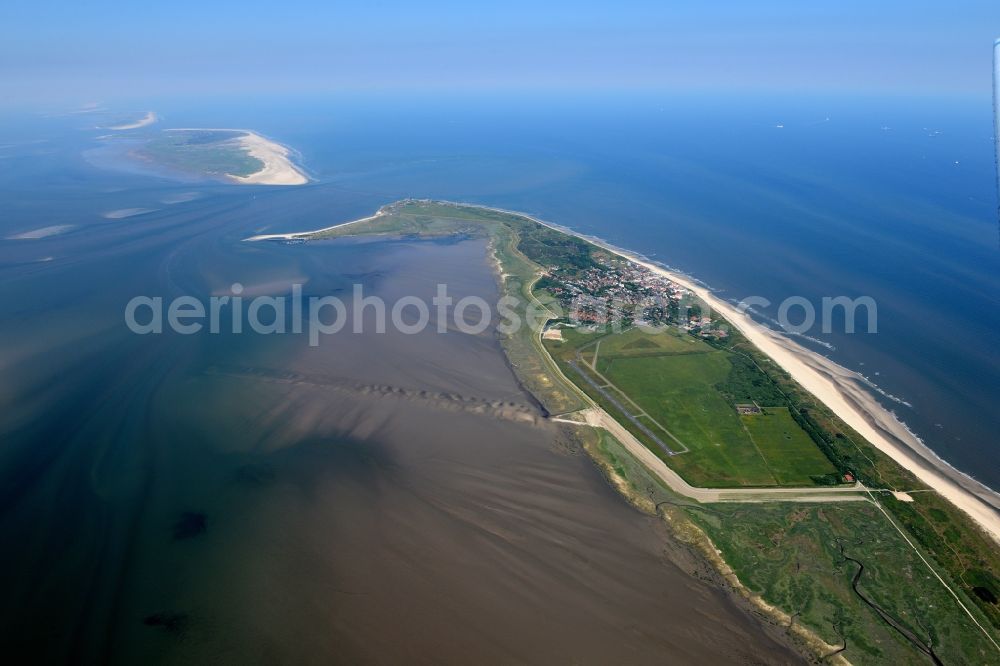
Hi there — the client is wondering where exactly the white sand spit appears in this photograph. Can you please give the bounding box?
[160,191,203,204]
[7,225,75,239]
[108,111,157,130]
[229,132,308,186]
[103,208,157,219]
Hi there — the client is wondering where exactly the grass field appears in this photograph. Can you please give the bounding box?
[587,431,998,665]
[600,351,778,485]
[297,200,1000,648]
[546,323,837,487]
[311,200,588,415]
[690,502,997,664]
[139,130,263,178]
[312,204,493,240]
[744,408,839,484]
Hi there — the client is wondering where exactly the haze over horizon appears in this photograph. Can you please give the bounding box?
[3,0,1000,106]
[4,2,1000,663]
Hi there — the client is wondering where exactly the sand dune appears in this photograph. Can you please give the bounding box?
[229,132,308,186]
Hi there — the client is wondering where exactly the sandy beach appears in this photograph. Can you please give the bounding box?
[626,253,1000,541]
[245,200,1000,542]
[244,209,386,241]
[108,111,156,130]
[508,208,1000,543]
[229,132,309,186]
[103,207,158,219]
[156,128,309,186]
[6,224,75,240]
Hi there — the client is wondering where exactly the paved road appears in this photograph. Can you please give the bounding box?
[553,408,868,504]
[566,360,680,456]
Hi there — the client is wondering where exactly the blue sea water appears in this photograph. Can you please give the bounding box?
[2,90,998,491]
[1,96,819,661]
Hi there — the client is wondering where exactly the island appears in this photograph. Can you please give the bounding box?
[249,200,1000,663]
[106,110,157,130]
[133,128,308,186]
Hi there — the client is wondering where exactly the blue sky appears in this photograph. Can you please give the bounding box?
[2,0,999,104]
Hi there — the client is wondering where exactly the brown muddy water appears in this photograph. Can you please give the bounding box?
[0,178,799,663]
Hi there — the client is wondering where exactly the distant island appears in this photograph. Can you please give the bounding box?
[250,200,1000,663]
[105,111,157,130]
[132,128,308,186]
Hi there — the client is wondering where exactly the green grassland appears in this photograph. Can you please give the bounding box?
[310,200,588,415]
[606,351,781,485]
[298,200,1000,656]
[138,130,263,179]
[595,325,706,355]
[715,329,1000,633]
[545,324,838,487]
[312,206,487,239]
[588,430,998,664]
[744,408,840,485]
[694,502,999,664]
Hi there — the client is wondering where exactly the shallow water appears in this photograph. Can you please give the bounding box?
[8,89,995,660]
[157,91,997,491]
[0,149,798,664]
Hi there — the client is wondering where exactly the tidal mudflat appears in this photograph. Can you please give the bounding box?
[0,190,797,663]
